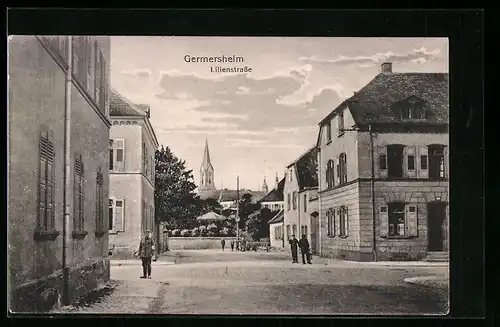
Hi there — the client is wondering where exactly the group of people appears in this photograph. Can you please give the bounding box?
[289,234,312,264]
[220,238,250,251]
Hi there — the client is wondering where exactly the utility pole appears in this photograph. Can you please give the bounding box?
[369,124,378,262]
[236,176,240,241]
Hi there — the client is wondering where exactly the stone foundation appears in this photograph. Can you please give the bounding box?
[10,258,109,313]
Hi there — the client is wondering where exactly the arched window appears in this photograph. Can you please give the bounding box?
[326,159,335,188]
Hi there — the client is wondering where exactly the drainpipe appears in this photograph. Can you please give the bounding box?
[318,148,322,256]
[369,124,378,262]
[62,36,73,305]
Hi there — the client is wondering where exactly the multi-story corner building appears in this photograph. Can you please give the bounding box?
[108,90,159,258]
[283,147,320,253]
[8,36,111,311]
[316,62,449,262]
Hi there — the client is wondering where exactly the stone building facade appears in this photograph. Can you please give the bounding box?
[108,90,159,258]
[283,147,320,253]
[317,62,449,261]
[8,36,111,311]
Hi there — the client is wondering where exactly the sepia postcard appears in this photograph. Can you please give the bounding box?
[7,35,449,315]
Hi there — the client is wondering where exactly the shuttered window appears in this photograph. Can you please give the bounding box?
[73,155,85,232]
[114,200,125,232]
[38,131,56,232]
[339,206,349,237]
[326,160,335,188]
[379,203,418,238]
[114,139,125,171]
[95,168,104,233]
[327,208,335,237]
[339,153,347,184]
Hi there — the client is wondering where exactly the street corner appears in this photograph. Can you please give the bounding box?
[403,276,449,289]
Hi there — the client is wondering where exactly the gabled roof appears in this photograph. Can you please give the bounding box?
[110,89,147,117]
[318,72,449,128]
[287,147,318,190]
[268,210,284,224]
[259,178,285,203]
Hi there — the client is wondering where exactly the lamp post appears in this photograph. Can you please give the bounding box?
[339,125,377,262]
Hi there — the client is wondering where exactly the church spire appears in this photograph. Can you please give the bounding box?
[199,138,216,192]
[202,138,213,169]
[262,176,269,194]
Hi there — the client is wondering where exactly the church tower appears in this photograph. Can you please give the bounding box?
[200,139,216,191]
[262,176,269,194]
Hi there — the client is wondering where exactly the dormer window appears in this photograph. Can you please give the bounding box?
[393,96,426,120]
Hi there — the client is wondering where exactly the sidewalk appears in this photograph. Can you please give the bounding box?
[327,260,449,268]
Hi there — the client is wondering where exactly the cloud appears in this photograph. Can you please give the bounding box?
[300,47,442,67]
[120,68,152,77]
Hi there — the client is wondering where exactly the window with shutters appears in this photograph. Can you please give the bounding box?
[109,199,114,231]
[286,225,291,240]
[327,208,335,237]
[85,37,94,96]
[388,202,406,237]
[287,193,291,211]
[109,139,114,170]
[339,206,349,237]
[36,130,58,240]
[292,224,297,237]
[114,139,125,171]
[326,122,332,143]
[303,194,307,212]
[387,145,405,178]
[428,145,446,180]
[95,168,106,236]
[113,199,124,232]
[326,159,335,189]
[73,155,87,239]
[339,153,347,184]
[292,192,297,210]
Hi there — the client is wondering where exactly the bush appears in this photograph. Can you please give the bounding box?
[191,226,200,237]
[171,229,181,236]
[180,229,191,237]
[199,225,207,236]
[207,223,218,237]
[220,227,229,236]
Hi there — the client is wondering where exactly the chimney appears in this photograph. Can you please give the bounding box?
[381,62,392,73]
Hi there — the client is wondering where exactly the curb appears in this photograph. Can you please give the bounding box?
[403,276,449,288]
[326,260,449,268]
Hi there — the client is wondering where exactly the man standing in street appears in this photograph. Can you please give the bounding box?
[299,234,312,264]
[289,234,299,263]
[221,238,226,251]
[230,239,235,251]
[134,230,155,279]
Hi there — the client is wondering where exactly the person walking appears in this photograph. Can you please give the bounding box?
[134,230,155,279]
[221,238,226,251]
[230,239,235,251]
[299,234,312,264]
[289,234,299,263]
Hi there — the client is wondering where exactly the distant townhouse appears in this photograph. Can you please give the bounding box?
[316,62,449,262]
[268,210,285,248]
[283,147,320,254]
[108,90,159,258]
[8,36,111,311]
[259,175,285,212]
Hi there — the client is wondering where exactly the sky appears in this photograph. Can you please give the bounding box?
[110,37,448,191]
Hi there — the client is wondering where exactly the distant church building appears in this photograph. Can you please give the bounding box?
[197,139,268,206]
[199,139,216,192]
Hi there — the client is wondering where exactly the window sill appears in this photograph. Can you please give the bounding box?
[382,236,417,240]
[326,140,332,145]
[339,235,348,239]
[72,230,88,240]
[34,230,60,242]
[338,132,345,137]
[95,230,107,238]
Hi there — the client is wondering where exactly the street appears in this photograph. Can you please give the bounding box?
[54,250,449,315]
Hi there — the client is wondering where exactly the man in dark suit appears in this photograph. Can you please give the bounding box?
[289,234,299,263]
[134,230,155,279]
[299,234,312,264]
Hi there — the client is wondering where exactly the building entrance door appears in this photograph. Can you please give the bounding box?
[310,212,319,254]
[427,202,446,251]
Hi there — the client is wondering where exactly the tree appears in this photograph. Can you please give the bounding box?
[245,207,276,241]
[237,193,261,230]
[199,198,223,215]
[155,145,202,230]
